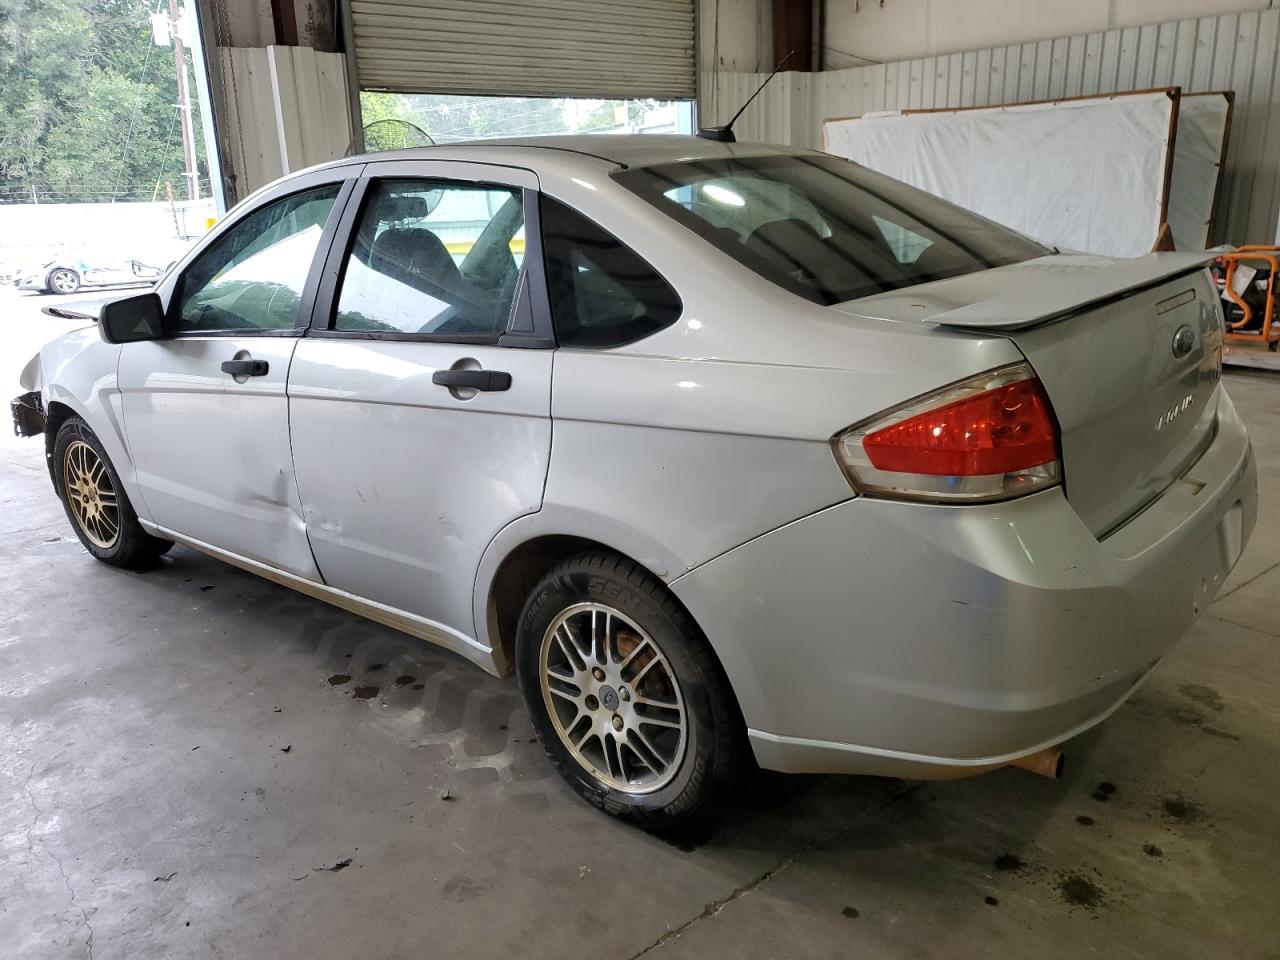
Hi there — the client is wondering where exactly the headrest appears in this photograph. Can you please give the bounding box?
[379,195,430,221]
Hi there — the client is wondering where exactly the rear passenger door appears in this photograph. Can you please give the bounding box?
[287,161,553,645]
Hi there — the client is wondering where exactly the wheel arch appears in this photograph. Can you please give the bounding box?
[477,527,739,722]
[43,399,79,479]
[41,378,151,525]
[482,534,605,675]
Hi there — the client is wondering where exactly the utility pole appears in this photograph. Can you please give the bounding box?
[169,0,199,201]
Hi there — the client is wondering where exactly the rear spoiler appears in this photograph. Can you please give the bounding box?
[933,252,1216,331]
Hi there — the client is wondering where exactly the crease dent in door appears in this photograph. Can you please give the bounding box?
[283,340,331,586]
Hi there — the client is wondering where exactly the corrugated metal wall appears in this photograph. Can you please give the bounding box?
[219,47,352,198]
[703,7,1280,244]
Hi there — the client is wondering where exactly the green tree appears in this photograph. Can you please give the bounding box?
[575,99,656,133]
[360,92,571,144]
[0,0,208,202]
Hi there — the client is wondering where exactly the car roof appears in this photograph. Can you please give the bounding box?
[319,134,814,174]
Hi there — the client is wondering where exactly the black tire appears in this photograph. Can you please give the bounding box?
[515,550,744,830]
[52,417,173,568]
[47,268,80,294]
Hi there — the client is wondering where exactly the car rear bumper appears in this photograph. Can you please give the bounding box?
[671,387,1257,778]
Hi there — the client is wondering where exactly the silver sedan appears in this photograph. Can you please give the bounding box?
[10,136,1257,828]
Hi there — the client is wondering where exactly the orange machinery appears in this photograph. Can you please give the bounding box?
[1215,245,1279,352]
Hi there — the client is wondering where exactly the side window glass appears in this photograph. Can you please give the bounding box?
[334,180,524,337]
[175,185,340,333]
[540,195,681,348]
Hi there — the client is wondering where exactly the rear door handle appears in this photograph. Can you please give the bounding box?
[431,369,512,392]
[221,359,269,377]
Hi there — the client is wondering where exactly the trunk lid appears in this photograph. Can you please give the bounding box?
[835,253,1224,537]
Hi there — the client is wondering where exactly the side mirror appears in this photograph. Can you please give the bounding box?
[100,292,165,344]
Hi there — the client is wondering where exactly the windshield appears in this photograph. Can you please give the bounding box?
[614,154,1049,306]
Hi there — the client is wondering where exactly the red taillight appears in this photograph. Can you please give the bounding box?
[861,378,1059,476]
[832,363,1063,503]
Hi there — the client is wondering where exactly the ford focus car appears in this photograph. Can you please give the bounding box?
[10,136,1256,828]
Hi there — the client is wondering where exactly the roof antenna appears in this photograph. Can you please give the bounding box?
[697,49,797,143]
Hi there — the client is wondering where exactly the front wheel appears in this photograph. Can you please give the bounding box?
[52,417,173,568]
[47,268,80,294]
[515,551,744,830]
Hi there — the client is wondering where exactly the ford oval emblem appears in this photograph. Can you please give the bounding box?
[1171,324,1196,358]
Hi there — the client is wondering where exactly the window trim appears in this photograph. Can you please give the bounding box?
[308,173,556,348]
[164,177,357,340]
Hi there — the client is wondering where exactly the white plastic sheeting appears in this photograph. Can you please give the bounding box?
[1168,92,1232,251]
[706,6,1280,246]
[823,92,1177,258]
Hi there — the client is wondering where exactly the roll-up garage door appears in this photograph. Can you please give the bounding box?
[349,0,695,99]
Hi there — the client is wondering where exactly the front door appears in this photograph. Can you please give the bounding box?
[118,173,352,578]
[287,161,553,643]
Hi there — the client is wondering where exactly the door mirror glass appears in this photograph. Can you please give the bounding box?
[100,292,165,344]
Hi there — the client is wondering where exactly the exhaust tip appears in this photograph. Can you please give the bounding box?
[1010,748,1065,780]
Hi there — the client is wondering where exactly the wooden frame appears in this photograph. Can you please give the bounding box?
[1182,91,1234,247]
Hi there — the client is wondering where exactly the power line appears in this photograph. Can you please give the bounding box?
[110,0,167,200]
[151,104,182,201]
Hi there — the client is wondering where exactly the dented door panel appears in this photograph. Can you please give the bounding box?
[117,337,321,579]
[288,339,552,638]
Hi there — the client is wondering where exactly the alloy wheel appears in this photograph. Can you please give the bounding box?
[50,269,78,294]
[63,440,120,548]
[539,602,688,793]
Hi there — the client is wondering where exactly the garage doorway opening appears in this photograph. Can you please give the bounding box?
[358,93,695,148]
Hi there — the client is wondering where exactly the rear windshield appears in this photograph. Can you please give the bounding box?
[613,154,1048,306]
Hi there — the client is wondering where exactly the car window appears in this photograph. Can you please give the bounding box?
[333,180,524,337]
[540,195,681,348]
[614,155,1047,306]
[174,185,340,333]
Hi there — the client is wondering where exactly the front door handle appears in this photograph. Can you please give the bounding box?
[431,369,512,392]
[221,359,269,377]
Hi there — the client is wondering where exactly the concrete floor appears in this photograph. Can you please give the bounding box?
[3,285,1279,958]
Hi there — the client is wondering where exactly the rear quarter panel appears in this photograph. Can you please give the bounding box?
[475,169,1026,657]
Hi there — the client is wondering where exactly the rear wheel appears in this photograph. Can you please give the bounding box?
[53,417,172,568]
[515,551,743,830]
[48,268,80,294]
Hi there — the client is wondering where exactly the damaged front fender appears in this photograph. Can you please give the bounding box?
[19,350,43,391]
[10,390,46,438]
